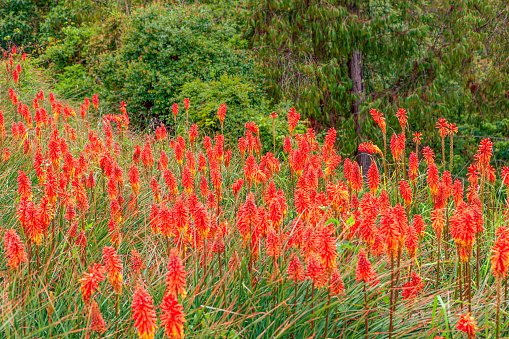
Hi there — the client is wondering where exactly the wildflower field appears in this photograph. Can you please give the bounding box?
[2,50,509,339]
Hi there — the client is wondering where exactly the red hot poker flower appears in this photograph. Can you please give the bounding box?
[355,248,376,283]
[102,246,123,294]
[79,264,106,304]
[132,286,157,339]
[396,108,408,132]
[160,293,185,339]
[491,235,509,278]
[166,248,187,297]
[287,256,305,282]
[3,229,27,269]
[456,313,477,339]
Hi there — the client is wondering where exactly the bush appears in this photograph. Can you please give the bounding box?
[96,3,257,126]
[176,74,300,151]
[0,0,38,48]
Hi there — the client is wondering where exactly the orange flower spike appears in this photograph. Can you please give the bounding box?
[350,161,363,192]
[399,180,413,207]
[149,204,160,234]
[189,123,198,147]
[3,229,27,269]
[317,225,337,271]
[160,293,186,339]
[102,246,123,294]
[379,207,401,258]
[150,178,161,203]
[266,227,281,258]
[491,236,509,278]
[92,94,99,110]
[408,151,419,180]
[367,161,379,193]
[160,150,169,170]
[476,138,493,170]
[17,170,32,200]
[287,255,305,282]
[431,208,445,240]
[422,146,435,165]
[369,108,386,134]
[182,166,194,194]
[90,299,107,334]
[166,248,187,297]
[306,254,325,287]
[358,141,382,156]
[129,165,140,196]
[173,196,189,231]
[141,137,154,169]
[0,110,5,140]
[217,103,227,130]
[355,248,376,283]
[287,108,300,136]
[325,127,336,150]
[396,108,408,132]
[132,286,157,339]
[405,220,418,258]
[172,103,179,120]
[79,264,106,304]
[436,118,449,138]
[456,313,477,339]
[427,162,440,196]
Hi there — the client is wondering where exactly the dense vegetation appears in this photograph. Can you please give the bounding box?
[2,51,509,339]
[1,1,509,338]
[2,0,509,172]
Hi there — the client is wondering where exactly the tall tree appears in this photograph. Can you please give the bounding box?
[246,0,509,166]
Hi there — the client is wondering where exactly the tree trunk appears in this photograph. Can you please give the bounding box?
[349,47,371,174]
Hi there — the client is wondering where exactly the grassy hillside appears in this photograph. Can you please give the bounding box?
[0,54,508,339]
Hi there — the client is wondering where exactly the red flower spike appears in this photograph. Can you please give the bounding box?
[491,235,509,278]
[160,293,186,339]
[102,246,123,294]
[131,286,157,339]
[3,229,27,269]
[90,299,107,334]
[166,248,187,297]
[355,248,376,283]
[79,264,105,304]
[456,313,477,339]
[287,256,305,282]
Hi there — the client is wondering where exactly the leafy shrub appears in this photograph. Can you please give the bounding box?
[0,0,38,48]
[96,3,257,126]
[176,73,299,151]
[53,63,97,99]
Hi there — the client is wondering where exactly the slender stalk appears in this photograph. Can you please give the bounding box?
[389,256,395,339]
[459,259,463,310]
[383,132,387,184]
[324,280,331,339]
[449,134,454,172]
[496,276,502,339]
[364,282,369,339]
[441,136,445,169]
[436,235,441,287]
[310,283,315,334]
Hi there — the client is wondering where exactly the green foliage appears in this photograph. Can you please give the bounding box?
[247,0,509,158]
[0,0,38,48]
[39,3,80,39]
[53,63,97,99]
[96,3,258,127]
[44,25,96,71]
[176,73,297,150]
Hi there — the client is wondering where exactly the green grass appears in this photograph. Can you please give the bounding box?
[0,58,507,339]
